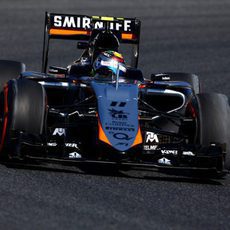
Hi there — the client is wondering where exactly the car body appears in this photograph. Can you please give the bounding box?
[0,13,229,177]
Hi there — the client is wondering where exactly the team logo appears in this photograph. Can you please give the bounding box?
[52,128,66,136]
[145,132,159,143]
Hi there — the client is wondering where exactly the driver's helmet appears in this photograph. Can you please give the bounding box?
[93,51,127,81]
[89,31,120,61]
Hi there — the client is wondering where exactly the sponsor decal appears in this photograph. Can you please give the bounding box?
[113,133,133,141]
[182,151,195,156]
[106,126,135,132]
[100,60,126,72]
[103,52,112,58]
[47,142,57,147]
[106,120,131,127]
[53,16,91,29]
[109,109,129,119]
[158,157,172,166]
[161,150,178,155]
[52,128,66,136]
[110,101,126,107]
[143,132,159,151]
[145,132,159,143]
[143,145,158,151]
[162,76,170,81]
[69,152,82,159]
[53,16,132,32]
[65,143,79,149]
[39,82,69,87]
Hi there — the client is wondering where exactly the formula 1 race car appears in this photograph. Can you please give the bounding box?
[0,13,229,177]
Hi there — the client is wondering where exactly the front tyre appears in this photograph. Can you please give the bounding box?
[196,93,230,171]
[0,79,46,159]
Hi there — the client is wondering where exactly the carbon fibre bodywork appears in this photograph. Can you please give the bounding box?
[14,70,224,176]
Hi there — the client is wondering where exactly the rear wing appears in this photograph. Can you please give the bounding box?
[42,12,141,72]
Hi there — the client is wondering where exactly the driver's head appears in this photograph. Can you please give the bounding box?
[89,31,120,61]
[93,50,126,81]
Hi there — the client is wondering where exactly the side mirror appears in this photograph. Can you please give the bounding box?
[48,66,67,75]
[77,41,89,49]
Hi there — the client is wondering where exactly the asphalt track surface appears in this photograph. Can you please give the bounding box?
[0,0,230,229]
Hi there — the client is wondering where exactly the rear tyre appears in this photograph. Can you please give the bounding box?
[0,79,46,159]
[0,60,26,90]
[196,93,230,170]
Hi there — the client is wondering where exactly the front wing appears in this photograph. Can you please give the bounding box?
[15,130,225,177]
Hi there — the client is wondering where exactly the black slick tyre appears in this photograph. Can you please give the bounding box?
[0,60,25,90]
[196,93,230,171]
[0,79,46,159]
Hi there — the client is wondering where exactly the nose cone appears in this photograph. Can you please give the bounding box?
[92,81,142,151]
